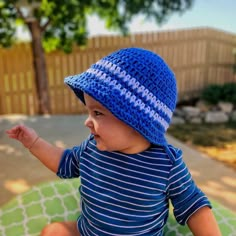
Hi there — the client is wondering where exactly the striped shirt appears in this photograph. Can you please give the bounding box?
[57,135,211,236]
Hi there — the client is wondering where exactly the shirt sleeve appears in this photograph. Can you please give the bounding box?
[168,146,212,225]
[57,136,90,179]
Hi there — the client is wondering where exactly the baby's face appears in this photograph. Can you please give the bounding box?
[84,94,150,154]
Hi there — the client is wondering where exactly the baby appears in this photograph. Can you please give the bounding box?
[7,48,221,236]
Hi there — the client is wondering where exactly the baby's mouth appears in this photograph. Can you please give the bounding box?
[93,133,99,138]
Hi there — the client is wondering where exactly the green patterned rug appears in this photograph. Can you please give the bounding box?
[0,179,235,236]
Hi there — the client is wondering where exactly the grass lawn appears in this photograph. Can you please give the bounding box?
[167,121,236,170]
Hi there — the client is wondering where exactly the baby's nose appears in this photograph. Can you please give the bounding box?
[84,116,93,129]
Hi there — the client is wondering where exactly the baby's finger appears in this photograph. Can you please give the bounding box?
[6,131,20,139]
[18,125,32,135]
[17,129,26,140]
[6,125,21,133]
[6,126,24,139]
[6,129,18,135]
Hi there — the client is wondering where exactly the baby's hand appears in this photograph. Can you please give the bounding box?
[6,125,38,149]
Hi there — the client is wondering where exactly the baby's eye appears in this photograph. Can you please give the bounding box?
[94,111,103,116]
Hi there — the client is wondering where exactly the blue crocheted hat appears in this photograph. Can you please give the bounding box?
[65,47,177,146]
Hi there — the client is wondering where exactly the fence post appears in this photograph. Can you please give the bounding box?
[233,48,236,74]
[203,31,211,88]
[0,50,5,115]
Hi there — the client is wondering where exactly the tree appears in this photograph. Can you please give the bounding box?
[0,0,193,114]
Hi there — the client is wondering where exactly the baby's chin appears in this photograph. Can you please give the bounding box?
[94,138,109,152]
[95,141,117,153]
[94,136,127,153]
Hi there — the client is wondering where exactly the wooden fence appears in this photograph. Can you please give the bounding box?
[0,27,235,115]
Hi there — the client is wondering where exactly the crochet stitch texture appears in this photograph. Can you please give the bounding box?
[65,47,177,145]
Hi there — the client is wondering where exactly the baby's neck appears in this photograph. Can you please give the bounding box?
[120,140,151,154]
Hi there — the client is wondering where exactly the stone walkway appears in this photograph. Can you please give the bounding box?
[0,115,236,212]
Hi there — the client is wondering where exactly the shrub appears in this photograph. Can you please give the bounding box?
[221,83,236,104]
[201,83,236,105]
[201,84,222,105]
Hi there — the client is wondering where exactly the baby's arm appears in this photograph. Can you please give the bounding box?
[6,124,64,173]
[187,206,221,235]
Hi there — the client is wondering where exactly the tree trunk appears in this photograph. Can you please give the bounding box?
[27,20,51,114]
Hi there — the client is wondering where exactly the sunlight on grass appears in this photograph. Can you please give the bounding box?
[168,122,236,170]
[198,144,236,163]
